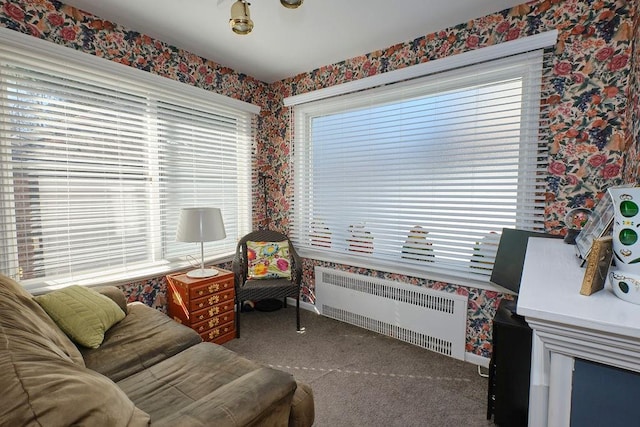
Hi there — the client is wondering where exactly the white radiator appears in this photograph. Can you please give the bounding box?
[315,267,468,360]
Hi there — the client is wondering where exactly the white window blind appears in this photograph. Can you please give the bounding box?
[0,30,256,289]
[291,49,552,286]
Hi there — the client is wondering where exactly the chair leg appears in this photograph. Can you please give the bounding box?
[235,300,241,338]
[296,295,300,331]
[283,297,288,308]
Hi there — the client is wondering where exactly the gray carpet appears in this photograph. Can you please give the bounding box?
[224,306,494,427]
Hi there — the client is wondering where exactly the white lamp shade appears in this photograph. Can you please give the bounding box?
[176,207,226,243]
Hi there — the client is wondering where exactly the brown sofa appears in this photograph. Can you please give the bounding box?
[0,274,314,426]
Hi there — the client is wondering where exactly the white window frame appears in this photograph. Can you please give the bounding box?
[0,28,258,293]
[287,32,557,291]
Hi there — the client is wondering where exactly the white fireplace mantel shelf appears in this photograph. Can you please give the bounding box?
[517,237,640,427]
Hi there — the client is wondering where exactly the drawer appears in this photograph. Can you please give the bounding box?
[191,300,235,323]
[213,330,236,345]
[189,277,234,299]
[192,311,235,334]
[200,321,234,342]
[190,288,234,311]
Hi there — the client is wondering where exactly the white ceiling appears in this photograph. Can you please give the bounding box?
[62,0,526,83]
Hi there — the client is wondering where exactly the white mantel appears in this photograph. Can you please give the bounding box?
[517,237,640,427]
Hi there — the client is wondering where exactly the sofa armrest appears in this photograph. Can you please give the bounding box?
[92,286,128,314]
[289,381,315,427]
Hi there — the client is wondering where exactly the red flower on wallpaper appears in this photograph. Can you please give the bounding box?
[595,46,615,61]
[572,24,586,35]
[60,26,77,41]
[604,86,619,98]
[4,3,24,21]
[572,73,585,83]
[465,35,479,48]
[566,174,579,185]
[47,13,64,27]
[506,28,520,41]
[496,20,510,34]
[608,55,629,72]
[549,161,567,176]
[566,128,579,138]
[601,163,621,179]
[554,61,573,75]
[27,23,40,37]
[588,153,608,167]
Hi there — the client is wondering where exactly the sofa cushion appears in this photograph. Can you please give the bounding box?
[0,274,84,366]
[117,342,297,426]
[94,285,129,314]
[81,302,202,382]
[35,285,126,349]
[0,348,150,426]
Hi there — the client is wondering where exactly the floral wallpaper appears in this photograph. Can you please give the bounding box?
[623,0,640,182]
[0,0,636,358]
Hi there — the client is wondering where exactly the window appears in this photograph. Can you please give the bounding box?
[290,48,552,286]
[0,29,257,290]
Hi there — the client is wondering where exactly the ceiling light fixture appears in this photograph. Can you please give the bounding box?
[229,0,303,35]
[280,0,303,9]
[229,0,253,35]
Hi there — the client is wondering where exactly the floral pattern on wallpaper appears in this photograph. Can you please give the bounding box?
[0,0,635,358]
[119,276,168,312]
[623,0,640,182]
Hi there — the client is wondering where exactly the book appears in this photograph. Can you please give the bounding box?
[580,236,614,296]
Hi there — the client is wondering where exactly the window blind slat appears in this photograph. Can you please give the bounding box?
[0,31,255,287]
[291,48,552,285]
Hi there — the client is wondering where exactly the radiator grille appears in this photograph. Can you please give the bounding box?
[322,271,457,313]
[316,267,468,360]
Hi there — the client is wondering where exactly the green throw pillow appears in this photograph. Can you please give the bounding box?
[35,285,126,349]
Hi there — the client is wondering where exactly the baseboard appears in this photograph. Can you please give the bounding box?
[286,297,319,314]
[465,351,490,368]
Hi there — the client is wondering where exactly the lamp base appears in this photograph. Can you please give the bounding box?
[186,268,219,278]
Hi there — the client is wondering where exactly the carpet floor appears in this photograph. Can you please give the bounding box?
[224,306,494,427]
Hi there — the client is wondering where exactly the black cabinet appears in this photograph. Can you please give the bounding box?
[487,299,532,426]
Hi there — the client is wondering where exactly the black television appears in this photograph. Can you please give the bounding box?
[490,228,562,295]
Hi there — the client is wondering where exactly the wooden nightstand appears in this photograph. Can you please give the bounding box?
[166,268,235,345]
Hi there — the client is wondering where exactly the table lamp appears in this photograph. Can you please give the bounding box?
[176,207,226,278]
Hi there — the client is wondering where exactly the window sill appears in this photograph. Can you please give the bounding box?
[298,248,515,295]
[22,253,235,295]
